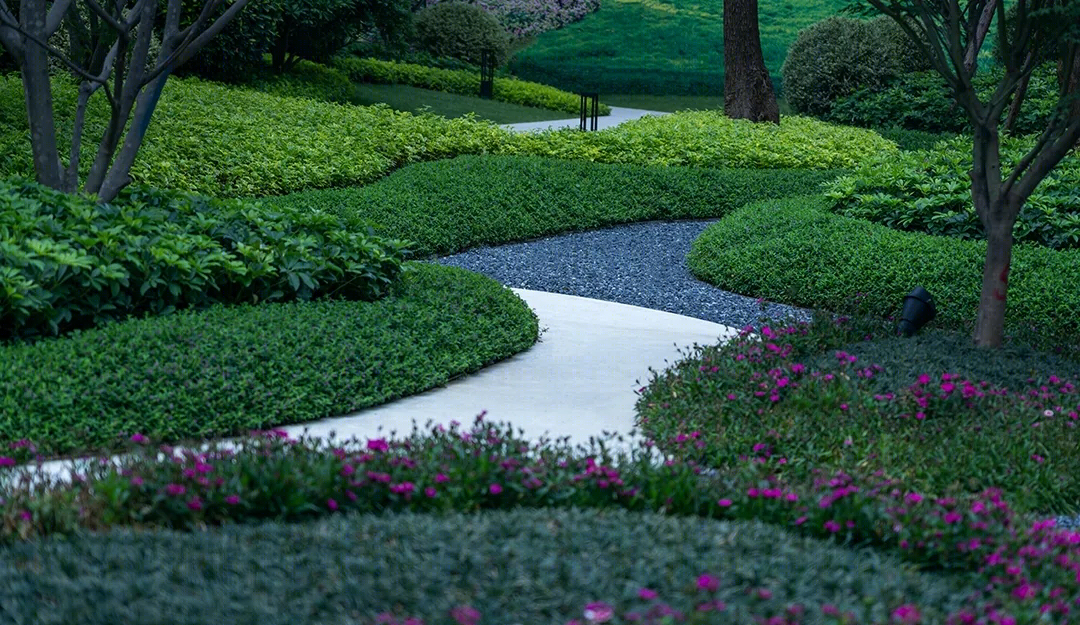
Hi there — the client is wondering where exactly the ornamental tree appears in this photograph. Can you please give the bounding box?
[0,0,251,203]
[849,0,1080,347]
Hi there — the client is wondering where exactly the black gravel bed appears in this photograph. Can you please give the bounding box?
[430,218,812,330]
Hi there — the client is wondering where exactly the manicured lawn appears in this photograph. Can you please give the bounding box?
[602,93,794,115]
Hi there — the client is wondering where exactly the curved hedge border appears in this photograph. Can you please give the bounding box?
[330,56,610,116]
[261,156,849,257]
[0,263,539,459]
[687,195,1080,340]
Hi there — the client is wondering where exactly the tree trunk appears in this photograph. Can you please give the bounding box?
[723,0,778,123]
[19,0,62,188]
[1060,44,1080,119]
[974,220,1016,347]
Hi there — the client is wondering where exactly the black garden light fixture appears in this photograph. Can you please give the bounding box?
[897,286,937,337]
[580,92,599,131]
[479,49,495,100]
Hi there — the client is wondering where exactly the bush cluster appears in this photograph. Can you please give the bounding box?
[4,415,1078,624]
[330,56,607,115]
[0,179,410,342]
[0,79,890,198]
[412,2,511,68]
[687,195,1080,342]
[263,155,848,258]
[825,62,1061,135]
[637,313,1080,519]
[0,74,516,198]
[823,133,1080,249]
[781,16,930,117]
[507,112,898,170]
[0,263,538,460]
[245,57,354,104]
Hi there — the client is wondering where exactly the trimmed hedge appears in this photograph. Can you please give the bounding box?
[823,134,1080,250]
[246,57,354,104]
[0,179,410,342]
[330,56,608,116]
[261,155,850,257]
[687,195,1080,340]
[0,263,539,460]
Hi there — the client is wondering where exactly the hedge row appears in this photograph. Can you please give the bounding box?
[687,195,1080,341]
[262,155,849,258]
[1,179,410,342]
[330,56,609,116]
[245,58,354,104]
[0,263,539,459]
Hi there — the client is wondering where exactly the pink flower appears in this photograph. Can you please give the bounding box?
[905,492,923,505]
[225,495,241,505]
[425,486,437,498]
[327,498,339,511]
[186,497,203,511]
[130,476,144,487]
[366,438,389,452]
[824,520,841,533]
[489,483,503,495]
[891,604,921,624]
[129,433,149,444]
[696,574,719,592]
[451,605,481,625]
[916,374,930,385]
[638,588,658,600]
[0,456,15,467]
[583,601,614,622]
[941,382,955,393]
[435,473,450,483]
[165,483,185,496]
[717,498,733,507]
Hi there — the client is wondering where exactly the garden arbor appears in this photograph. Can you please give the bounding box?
[850,0,1080,347]
[0,0,251,203]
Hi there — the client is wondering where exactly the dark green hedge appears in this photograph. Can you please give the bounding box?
[1,508,980,625]
[262,155,849,258]
[0,263,538,459]
[687,195,1080,341]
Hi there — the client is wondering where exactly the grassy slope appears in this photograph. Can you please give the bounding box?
[508,0,852,95]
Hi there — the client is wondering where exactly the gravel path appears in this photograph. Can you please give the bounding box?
[430,218,1080,531]
[431,218,812,330]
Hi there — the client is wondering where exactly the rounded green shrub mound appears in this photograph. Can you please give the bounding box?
[0,179,410,342]
[826,62,1060,135]
[781,16,926,117]
[1,507,982,624]
[248,58,354,104]
[823,133,1080,249]
[412,2,511,68]
[510,112,898,170]
[687,195,1080,341]
[635,313,1080,517]
[262,155,850,257]
[0,263,539,459]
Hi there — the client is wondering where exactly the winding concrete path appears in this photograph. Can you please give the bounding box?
[501,106,668,133]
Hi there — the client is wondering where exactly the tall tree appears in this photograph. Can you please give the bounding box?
[0,0,251,203]
[723,0,779,123]
[850,0,1080,347]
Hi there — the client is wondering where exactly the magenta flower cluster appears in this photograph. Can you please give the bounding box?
[416,0,602,39]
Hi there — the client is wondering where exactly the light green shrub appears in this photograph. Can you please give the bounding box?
[412,2,511,67]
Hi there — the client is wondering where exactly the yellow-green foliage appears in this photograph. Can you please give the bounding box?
[330,57,609,116]
[507,112,898,169]
[0,76,893,197]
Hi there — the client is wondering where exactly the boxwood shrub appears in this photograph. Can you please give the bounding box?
[0,179,411,342]
[687,195,1080,341]
[0,263,539,460]
[261,155,849,257]
[330,56,608,116]
[823,134,1080,250]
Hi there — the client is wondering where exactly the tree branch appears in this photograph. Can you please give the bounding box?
[963,0,997,74]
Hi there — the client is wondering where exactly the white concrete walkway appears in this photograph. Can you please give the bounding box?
[502,106,668,133]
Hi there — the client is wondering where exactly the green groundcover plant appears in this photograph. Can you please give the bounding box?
[822,135,1080,250]
[688,195,1080,344]
[0,74,894,199]
[2,410,1079,624]
[0,263,538,460]
[0,178,411,342]
[262,156,848,257]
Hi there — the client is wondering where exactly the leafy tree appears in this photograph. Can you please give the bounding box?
[848,0,1080,347]
[0,0,251,203]
[723,0,779,123]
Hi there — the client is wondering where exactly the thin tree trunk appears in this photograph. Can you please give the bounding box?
[723,0,778,123]
[97,72,170,202]
[63,81,94,192]
[1061,44,1080,119]
[974,220,1015,347]
[1003,71,1031,135]
[20,0,62,188]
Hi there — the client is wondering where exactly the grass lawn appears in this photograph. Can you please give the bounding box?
[349,82,575,124]
[602,93,794,114]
